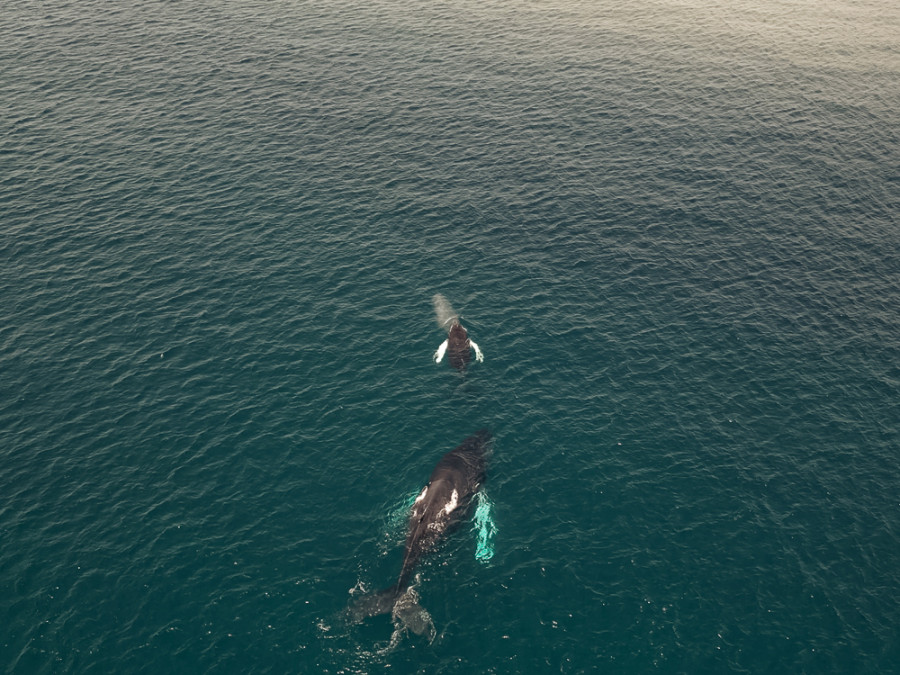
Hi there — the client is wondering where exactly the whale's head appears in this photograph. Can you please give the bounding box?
[448,322,468,341]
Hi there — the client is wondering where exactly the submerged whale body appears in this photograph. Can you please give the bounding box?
[347,430,491,633]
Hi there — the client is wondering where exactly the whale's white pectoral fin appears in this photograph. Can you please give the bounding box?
[470,340,484,362]
[434,340,448,363]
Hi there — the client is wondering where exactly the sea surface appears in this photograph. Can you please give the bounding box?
[2,0,898,672]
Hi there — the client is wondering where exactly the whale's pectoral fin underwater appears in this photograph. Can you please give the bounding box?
[470,339,484,363]
[434,339,449,363]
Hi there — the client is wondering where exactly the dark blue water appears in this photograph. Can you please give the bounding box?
[2,1,898,672]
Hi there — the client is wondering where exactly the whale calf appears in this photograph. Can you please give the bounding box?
[432,294,483,370]
[347,429,491,635]
[434,321,484,370]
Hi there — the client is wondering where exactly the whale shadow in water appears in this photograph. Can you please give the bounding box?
[346,429,491,641]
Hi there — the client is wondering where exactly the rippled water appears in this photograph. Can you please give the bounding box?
[2,0,898,672]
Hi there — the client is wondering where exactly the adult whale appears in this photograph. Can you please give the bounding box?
[347,429,491,636]
[432,294,483,370]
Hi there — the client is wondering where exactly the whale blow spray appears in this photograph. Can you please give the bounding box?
[432,293,458,330]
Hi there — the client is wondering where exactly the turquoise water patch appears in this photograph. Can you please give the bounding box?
[472,491,496,563]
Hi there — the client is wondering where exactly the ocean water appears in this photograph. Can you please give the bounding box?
[1,0,898,672]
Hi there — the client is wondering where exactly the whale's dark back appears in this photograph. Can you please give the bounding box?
[446,323,471,370]
[396,429,491,588]
[433,428,489,477]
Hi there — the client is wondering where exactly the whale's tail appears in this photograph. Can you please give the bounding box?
[346,583,435,640]
[391,586,435,640]
[346,584,401,622]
